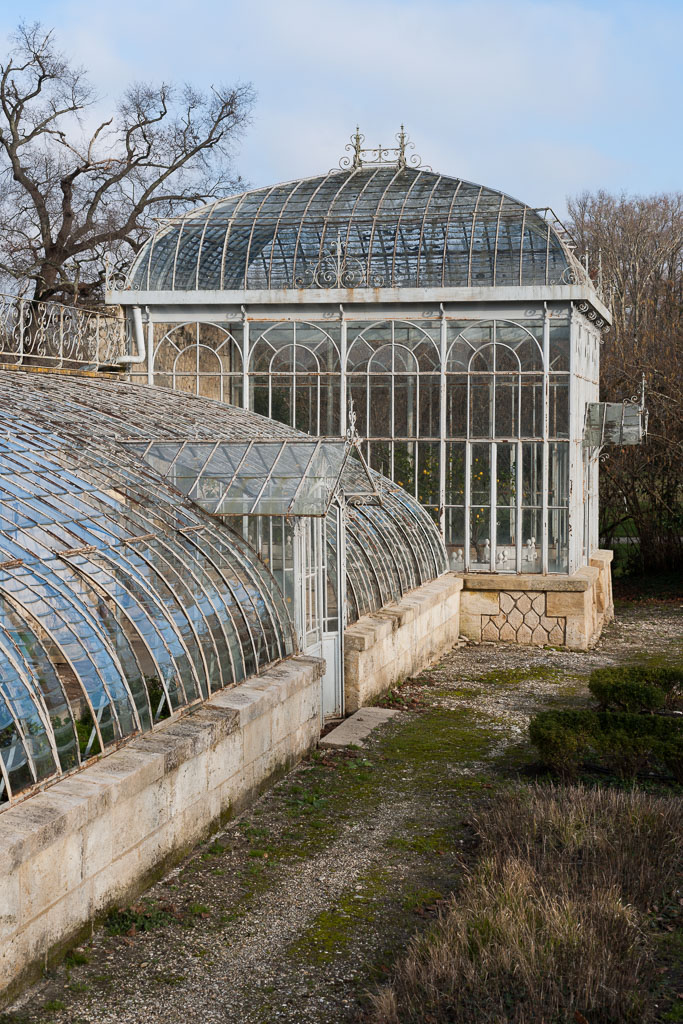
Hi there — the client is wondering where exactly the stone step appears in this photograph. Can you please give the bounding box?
[319,706,400,749]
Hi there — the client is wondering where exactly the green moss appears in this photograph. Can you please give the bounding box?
[386,829,450,855]
[153,973,186,987]
[430,686,482,699]
[104,901,177,935]
[401,887,444,912]
[476,665,561,687]
[64,949,89,968]
[187,903,210,918]
[290,869,390,965]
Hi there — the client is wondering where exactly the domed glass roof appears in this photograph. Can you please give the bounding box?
[128,166,580,293]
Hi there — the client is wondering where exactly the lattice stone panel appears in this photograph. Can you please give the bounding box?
[481,591,566,646]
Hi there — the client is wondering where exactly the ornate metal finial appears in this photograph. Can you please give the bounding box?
[397,124,407,168]
[339,126,430,171]
[351,126,363,169]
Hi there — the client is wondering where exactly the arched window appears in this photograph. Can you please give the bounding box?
[152,323,243,404]
[346,320,440,508]
[249,321,341,435]
[444,319,557,573]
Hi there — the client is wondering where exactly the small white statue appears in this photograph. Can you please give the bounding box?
[483,538,490,562]
[525,537,537,561]
[497,548,507,565]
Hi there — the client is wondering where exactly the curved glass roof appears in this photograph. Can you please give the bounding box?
[0,371,295,806]
[0,370,446,805]
[341,464,447,622]
[128,166,582,293]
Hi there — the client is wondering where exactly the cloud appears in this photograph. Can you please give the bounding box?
[2,0,681,210]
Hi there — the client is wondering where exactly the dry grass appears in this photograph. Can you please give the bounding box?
[369,785,682,1024]
[473,783,682,912]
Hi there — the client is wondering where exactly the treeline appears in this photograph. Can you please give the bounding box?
[568,191,683,575]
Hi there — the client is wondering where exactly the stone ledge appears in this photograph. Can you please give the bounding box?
[344,574,462,711]
[345,574,462,652]
[590,549,614,568]
[0,656,322,899]
[455,569,599,592]
[1,655,323,1004]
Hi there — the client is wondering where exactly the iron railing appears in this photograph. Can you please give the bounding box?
[0,293,127,370]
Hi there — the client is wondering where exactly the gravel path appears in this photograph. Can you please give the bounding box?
[6,601,682,1024]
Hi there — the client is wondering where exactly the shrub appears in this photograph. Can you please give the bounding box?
[589,675,665,713]
[588,664,682,712]
[529,708,682,779]
[528,710,594,777]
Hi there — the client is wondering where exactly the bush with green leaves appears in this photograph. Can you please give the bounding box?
[588,664,682,713]
[529,708,682,780]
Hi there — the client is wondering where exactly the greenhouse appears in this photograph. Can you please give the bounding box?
[0,135,632,992]
[0,368,445,807]
[109,129,614,578]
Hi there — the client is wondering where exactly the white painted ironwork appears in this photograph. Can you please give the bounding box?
[0,293,127,370]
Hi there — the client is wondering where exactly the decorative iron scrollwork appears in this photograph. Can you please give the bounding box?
[0,293,126,369]
[295,234,383,289]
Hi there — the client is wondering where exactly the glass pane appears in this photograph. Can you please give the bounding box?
[369,377,392,438]
[548,509,569,573]
[494,375,518,437]
[522,510,542,571]
[446,375,467,437]
[445,507,465,568]
[520,376,544,437]
[522,442,543,507]
[549,442,569,506]
[471,443,490,505]
[368,441,392,478]
[393,442,415,494]
[495,506,517,570]
[393,375,418,437]
[496,444,517,506]
[470,508,491,568]
[549,318,570,371]
[417,443,439,505]
[418,376,440,438]
[446,442,465,505]
[549,376,569,438]
[470,376,493,437]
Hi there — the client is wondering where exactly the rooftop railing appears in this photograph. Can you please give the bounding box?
[0,293,127,371]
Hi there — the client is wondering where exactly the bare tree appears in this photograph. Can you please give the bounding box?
[0,22,254,303]
[567,190,683,575]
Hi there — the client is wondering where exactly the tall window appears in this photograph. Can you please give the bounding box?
[347,320,440,520]
[445,318,569,573]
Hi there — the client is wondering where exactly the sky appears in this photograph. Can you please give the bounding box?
[0,0,680,216]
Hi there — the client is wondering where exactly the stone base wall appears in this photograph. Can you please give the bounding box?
[344,574,463,712]
[458,550,614,651]
[0,656,322,1005]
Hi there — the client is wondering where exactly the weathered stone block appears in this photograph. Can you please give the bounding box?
[461,591,499,615]
[508,607,523,629]
[481,619,499,642]
[517,623,532,644]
